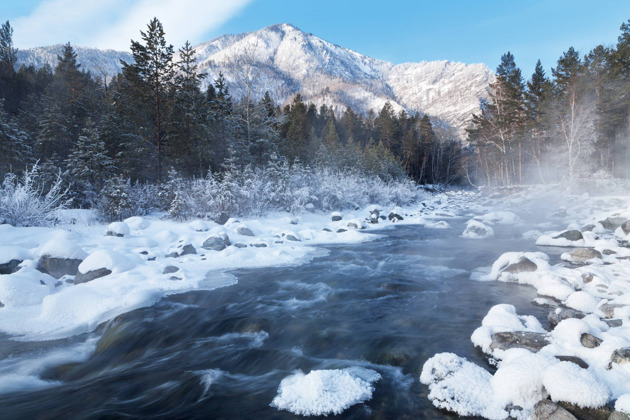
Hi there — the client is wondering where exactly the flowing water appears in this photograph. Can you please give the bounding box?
[0,213,565,419]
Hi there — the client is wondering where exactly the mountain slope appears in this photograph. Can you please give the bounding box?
[16,24,493,137]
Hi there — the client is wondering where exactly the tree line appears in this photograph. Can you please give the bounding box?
[467,20,630,186]
[0,18,467,211]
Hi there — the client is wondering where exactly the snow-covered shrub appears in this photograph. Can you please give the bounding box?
[0,164,71,226]
[96,177,161,221]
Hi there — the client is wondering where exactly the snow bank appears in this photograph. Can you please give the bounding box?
[38,238,87,260]
[543,362,611,408]
[420,353,506,420]
[270,367,381,416]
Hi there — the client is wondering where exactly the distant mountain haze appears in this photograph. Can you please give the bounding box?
[16,23,493,138]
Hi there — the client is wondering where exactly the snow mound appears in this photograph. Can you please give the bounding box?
[105,222,130,237]
[420,353,506,420]
[542,361,611,408]
[124,216,149,230]
[189,220,210,232]
[564,291,601,313]
[78,250,135,274]
[270,367,380,416]
[616,394,630,414]
[38,239,87,260]
[462,220,494,239]
[0,267,54,307]
[0,246,32,264]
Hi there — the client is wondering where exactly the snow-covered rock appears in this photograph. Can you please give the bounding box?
[462,220,494,239]
[105,222,130,237]
[270,367,381,416]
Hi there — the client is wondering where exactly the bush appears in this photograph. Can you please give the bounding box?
[0,165,71,226]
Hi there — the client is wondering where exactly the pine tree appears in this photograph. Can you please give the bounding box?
[0,101,31,175]
[525,60,551,159]
[121,18,175,183]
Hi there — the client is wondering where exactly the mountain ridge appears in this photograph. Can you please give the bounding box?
[16,23,493,137]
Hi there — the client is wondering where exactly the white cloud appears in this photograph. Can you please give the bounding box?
[12,0,254,50]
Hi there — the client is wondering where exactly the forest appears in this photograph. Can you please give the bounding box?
[1,18,630,223]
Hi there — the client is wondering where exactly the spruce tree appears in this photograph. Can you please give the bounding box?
[121,18,175,183]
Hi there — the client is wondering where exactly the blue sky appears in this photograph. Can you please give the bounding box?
[3,0,630,76]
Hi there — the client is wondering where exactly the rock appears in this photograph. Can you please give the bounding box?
[285,235,300,242]
[555,356,589,369]
[502,257,538,274]
[347,222,359,229]
[331,212,342,222]
[251,243,267,248]
[179,244,196,256]
[322,228,332,232]
[202,235,229,251]
[213,212,230,225]
[583,273,595,282]
[605,319,623,328]
[582,224,596,232]
[532,400,577,420]
[336,229,347,233]
[610,348,630,365]
[163,266,179,274]
[549,307,586,327]
[166,251,179,258]
[558,402,612,420]
[369,213,379,224]
[621,220,630,235]
[74,268,112,284]
[600,216,627,230]
[600,303,625,319]
[37,256,83,279]
[234,243,248,248]
[580,333,603,348]
[169,276,181,281]
[388,211,403,221]
[567,248,602,263]
[236,226,255,237]
[553,230,584,241]
[490,331,550,353]
[610,411,630,420]
[0,259,21,275]
[602,249,617,255]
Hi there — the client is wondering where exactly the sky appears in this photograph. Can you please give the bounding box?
[3,0,630,76]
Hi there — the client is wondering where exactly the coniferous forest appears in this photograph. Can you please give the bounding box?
[1,17,630,223]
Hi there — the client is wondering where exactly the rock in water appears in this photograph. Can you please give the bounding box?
[600,216,627,230]
[502,257,538,274]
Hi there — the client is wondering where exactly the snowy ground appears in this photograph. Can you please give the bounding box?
[422,183,630,420]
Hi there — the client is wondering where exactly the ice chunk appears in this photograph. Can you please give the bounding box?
[270,367,380,416]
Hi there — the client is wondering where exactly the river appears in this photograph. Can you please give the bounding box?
[0,210,565,419]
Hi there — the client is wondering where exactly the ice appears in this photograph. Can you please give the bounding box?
[542,362,611,408]
[270,367,381,416]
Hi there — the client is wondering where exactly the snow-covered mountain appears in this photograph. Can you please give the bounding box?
[16,45,133,82]
[16,24,493,137]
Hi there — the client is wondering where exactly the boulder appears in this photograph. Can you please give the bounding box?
[336,229,347,233]
[234,243,248,248]
[580,333,603,348]
[558,402,612,420]
[610,348,630,366]
[605,319,623,328]
[369,213,379,224]
[74,267,112,284]
[532,400,577,420]
[179,244,196,256]
[331,212,342,222]
[555,356,589,369]
[621,220,630,236]
[609,411,630,420]
[213,212,230,225]
[553,230,583,242]
[600,303,625,319]
[251,243,267,248]
[548,308,585,327]
[567,248,602,263]
[0,259,22,275]
[602,249,617,255]
[600,216,627,230]
[490,331,550,353]
[388,211,403,221]
[502,257,538,274]
[163,266,179,274]
[202,236,227,251]
[236,226,255,237]
[38,255,83,279]
[285,235,300,242]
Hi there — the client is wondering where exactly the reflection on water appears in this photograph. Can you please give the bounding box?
[0,217,562,419]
